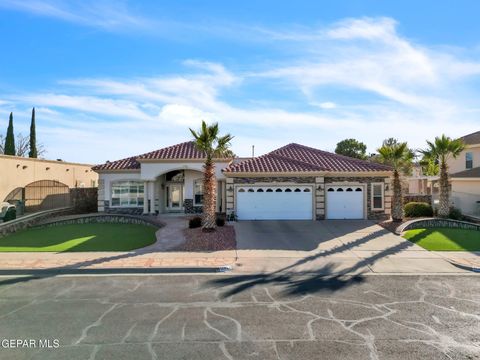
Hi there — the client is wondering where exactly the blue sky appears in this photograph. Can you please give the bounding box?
[1,0,480,164]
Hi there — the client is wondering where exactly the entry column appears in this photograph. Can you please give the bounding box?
[143,181,149,214]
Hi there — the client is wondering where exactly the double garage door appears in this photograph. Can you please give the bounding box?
[236,185,365,220]
[236,186,313,220]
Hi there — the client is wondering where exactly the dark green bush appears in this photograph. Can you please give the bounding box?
[404,202,433,217]
[188,216,202,228]
[3,207,16,222]
[448,207,463,220]
[215,217,225,227]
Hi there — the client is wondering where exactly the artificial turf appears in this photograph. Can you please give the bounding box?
[403,227,480,251]
[0,223,157,252]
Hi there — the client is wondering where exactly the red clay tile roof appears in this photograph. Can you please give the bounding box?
[224,143,392,173]
[92,141,213,171]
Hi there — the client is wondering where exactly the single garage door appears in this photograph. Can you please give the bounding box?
[236,186,313,220]
[326,186,364,219]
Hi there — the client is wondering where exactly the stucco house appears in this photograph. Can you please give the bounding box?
[93,142,393,220]
[449,131,480,217]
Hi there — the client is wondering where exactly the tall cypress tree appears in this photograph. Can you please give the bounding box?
[28,107,37,158]
[4,112,15,155]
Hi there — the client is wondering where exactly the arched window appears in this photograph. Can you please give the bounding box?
[266,188,273,192]
[285,188,292,192]
[355,188,362,192]
[346,188,353,192]
[294,188,301,192]
[238,188,245,192]
[257,189,264,192]
[248,188,254,192]
[327,188,335,192]
[275,188,283,192]
[337,188,344,192]
[304,188,311,192]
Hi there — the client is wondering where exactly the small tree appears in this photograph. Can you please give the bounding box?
[4,113,15,155]
[190,121,233,230]
[29,107,38,158]
[419,135,465,217]
[377,141,414,221]
[335,138,367,160]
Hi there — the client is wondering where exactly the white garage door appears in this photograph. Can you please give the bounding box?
[236,186,313,220]
[326,186,364,219]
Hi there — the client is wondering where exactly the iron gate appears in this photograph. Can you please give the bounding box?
[10,180,71,213]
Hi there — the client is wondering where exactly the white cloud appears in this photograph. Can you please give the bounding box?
[2,17,480,163]
[0,0,152,31]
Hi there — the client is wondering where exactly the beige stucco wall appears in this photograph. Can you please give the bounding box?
[451,179,480,215]
[447,144,480,174]
[0,155,98,202]
[139,160,229,180]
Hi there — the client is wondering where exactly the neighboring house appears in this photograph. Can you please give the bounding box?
[449,131,480,216]
[93,142,393,220]
[406,164,439,196]
[0,155,98,212]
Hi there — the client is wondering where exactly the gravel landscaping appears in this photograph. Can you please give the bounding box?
[176,225,236,252]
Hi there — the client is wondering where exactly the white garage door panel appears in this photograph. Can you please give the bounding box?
[326,187,364,219]
[237,187,313,220]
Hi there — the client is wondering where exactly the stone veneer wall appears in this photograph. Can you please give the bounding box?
[225,175,391,221]
[399,218,480,233]
[0,207,74,238]
[324,176,391,220]
[37,214,160,229]
[103,201,143,215]
[183,199,202,214]
[403,194,432,205]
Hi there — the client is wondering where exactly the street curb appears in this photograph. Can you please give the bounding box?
[0,266,232,276]
[445,260,480,273]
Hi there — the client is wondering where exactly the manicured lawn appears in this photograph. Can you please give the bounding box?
[0,223,157,252]
[403,227,480,251]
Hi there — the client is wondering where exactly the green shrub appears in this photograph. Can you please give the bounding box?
[188,216,202,228]
[3,207,16,222]
[448,207,463,220]
[404,202,433,217]
[215,217,225,227]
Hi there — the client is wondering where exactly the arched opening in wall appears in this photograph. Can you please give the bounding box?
[23,180,70,213]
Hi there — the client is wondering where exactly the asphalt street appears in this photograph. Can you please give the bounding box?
[0,274,478,360]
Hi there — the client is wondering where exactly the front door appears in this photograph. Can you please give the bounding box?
[167,184,183,211]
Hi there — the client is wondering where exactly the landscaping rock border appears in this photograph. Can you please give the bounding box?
[35,213,162,229]
[396,217,480,235]
[0,207,74,239]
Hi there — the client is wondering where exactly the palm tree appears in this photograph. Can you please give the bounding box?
[190,121,233,230]
[377,141,414,221]
[419,135,465,217]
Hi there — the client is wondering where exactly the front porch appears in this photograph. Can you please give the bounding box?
[101,169,226,216]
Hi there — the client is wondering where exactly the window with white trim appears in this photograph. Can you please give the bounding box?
[194,179,204,205]
[466,152,473,169]
[371,183,384,210]
[111,181,144,207]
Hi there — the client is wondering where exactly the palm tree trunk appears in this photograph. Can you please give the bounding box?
[391,170,403,221]
[202,159,217,230]
[438,162,450,217]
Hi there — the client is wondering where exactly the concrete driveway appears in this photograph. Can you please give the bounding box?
[233,220,463,274]
[235,220,408,251]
